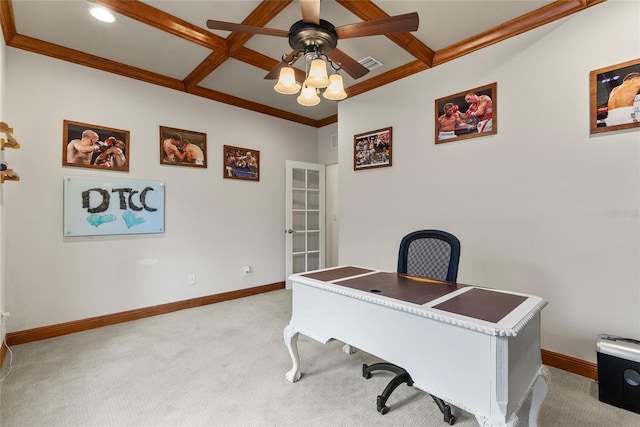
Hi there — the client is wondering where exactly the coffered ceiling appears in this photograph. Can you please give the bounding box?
[0,0,605,127]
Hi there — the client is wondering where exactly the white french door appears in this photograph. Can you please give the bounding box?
[285,160,325,288]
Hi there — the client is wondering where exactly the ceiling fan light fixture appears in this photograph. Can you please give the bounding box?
[323,74,347,101]
[297,84,320,107]
[305,58,330,88]
[274,67,301,95]
[207,5,420,110]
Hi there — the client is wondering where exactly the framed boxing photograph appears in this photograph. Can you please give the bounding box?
[159,126,207,168]
[62,120,130,172]
[434,82,497,144]
[223,145,260,181]
[589,58,640,134]
[353,127,392,171]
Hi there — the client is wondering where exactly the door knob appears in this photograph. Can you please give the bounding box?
[286,229,295,234]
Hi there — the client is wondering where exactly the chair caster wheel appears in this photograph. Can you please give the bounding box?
[445,415,456,425]
[362,364,372,379]
[379,405,389,415]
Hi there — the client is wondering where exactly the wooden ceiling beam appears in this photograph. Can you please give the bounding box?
[318,115,338,127]
[0,0,17,44]
[189,86,320,128]
[92,0,228,54]
[231,46,280,71]
[185,0,293,89]
[336,0,434,66]
[226,0,293,52]
[346,60,429,98]
[337,0,607,101]
[433,0,606,66]
[1,0,609,127]
[183,51,229,90]
[8,34,185,91]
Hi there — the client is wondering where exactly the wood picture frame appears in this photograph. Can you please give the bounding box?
[434,82,497,144]
[589,58,640,134]
[353,127,392,171]
[160,126,207,167]
[63,120,130,172]
[223,145,260,181]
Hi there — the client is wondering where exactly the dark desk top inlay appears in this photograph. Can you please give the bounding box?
[300,268,531,324]
[302,266,373,282]
[433,288,528,323]
[335,272,464,305]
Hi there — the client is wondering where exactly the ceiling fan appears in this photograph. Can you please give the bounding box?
[205,0,419,82]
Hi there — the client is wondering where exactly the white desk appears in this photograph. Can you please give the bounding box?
[284,266,548,427]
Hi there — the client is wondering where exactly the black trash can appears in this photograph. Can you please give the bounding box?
[596,334,640,414]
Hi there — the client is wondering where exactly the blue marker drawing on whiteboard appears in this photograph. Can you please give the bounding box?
[123,210,145,228]
[87,214,116,227]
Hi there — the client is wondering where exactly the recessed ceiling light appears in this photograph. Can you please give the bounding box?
[89,7,115,23]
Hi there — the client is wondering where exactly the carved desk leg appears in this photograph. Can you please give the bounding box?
[529,367,549,426]
[284,324,301,382]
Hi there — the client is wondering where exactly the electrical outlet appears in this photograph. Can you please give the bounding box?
[244,265,252,275]
[188,274,196,285]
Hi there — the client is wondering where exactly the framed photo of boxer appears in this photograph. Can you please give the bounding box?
[62,120,130,172]
[223,145,260,181]
[159,126,207,168]
[434,82,497,144]
[353,127,392,171]
[589,58,640,134]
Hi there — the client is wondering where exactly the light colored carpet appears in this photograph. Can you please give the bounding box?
[1,289,639,426]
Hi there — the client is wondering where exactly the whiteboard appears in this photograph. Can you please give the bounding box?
[63,176,165,236]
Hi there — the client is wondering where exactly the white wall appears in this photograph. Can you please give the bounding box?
[3,49,318,332]
[0,24,6,344]
[2,1,637,367]
[317,122,338,165]
[337,0,640,363]
[318,123,339,268]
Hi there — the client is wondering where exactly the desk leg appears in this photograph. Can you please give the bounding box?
[284,324,301,383]
[474,366,549,427]
[529,367,549,427]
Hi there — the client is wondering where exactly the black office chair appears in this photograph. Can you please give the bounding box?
[362,229,460,425]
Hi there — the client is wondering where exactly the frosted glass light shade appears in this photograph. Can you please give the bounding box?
[323,74,347,100]
[297,85,320,106]
[305,59,330,88]
[274,67,301,95]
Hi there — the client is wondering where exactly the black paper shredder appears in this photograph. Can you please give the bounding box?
[596,334,640,414]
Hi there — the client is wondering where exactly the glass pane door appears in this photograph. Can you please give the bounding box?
[285,161,325,288]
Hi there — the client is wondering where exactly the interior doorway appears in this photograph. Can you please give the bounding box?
[284,160,325,288]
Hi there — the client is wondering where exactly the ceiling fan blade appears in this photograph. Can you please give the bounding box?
[264,51,304,80]
[299,0,320,25]
[206,20,289,37]
[335,12,419,39]
[327,49,370,80]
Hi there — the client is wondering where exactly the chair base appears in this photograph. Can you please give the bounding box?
[362,363,456,424]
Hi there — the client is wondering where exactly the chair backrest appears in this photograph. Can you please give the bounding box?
[397,230,461,282]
